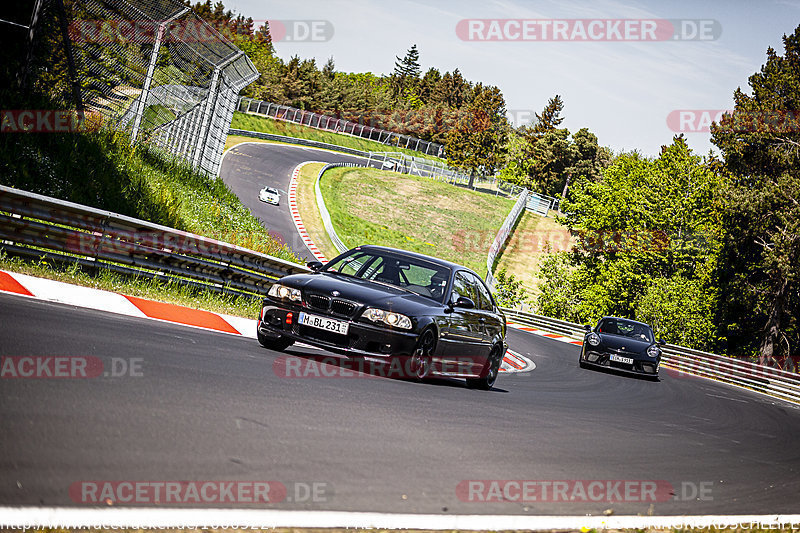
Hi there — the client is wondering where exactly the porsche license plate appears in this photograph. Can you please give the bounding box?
[610,354,634,365]
[298,312,349,335]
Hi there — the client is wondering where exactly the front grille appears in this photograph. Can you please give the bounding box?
[303,293,359,318]
[331,300,357,316]
[306,294,330,312]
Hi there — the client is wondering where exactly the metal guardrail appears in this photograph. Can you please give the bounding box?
[229,129,370,158]
[0,185,309,297]
[315,163,364,255]
[502,308,800,405]
[486,190,529,290]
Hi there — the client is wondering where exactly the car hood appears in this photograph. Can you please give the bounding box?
[597,334,653,355]
[278,272,442,315]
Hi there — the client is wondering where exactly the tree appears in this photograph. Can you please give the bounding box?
[536,137,727,350]
[392,44,421,104]
[531,94,565,134]
[493,269,527,308]
[445,85,508,188]
[711,24,800,363]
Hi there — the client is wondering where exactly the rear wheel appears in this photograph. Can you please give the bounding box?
[257,329,294,351]
[467,344,503,390]
[411,328,436,380]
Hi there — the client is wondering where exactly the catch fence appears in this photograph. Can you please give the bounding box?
[32,0,258,176]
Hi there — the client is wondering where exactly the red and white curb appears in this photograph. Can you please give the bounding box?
[0,270,256,338]
[0,269,533,374]
[507,320,584,346]
[288,161,327,262]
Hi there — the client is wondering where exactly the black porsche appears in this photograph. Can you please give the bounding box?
[579,316,665,378]
[257,245,507,389]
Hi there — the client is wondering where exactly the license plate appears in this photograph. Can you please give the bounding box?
[610,354,634,365]
[298,312,349,335]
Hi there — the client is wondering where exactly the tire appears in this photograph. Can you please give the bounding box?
[411,328,436,380]
[579,358,588,369]
[257,329,294,351]
[466,344,503,390]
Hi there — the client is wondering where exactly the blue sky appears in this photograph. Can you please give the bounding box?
[223,0,799,157]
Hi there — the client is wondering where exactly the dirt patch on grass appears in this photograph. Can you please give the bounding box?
[495,211,574,297]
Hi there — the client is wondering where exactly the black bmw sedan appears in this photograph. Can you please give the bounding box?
[257,245,507,390]
[579,316,665,378]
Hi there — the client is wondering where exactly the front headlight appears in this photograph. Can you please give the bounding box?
[268,283,302,302]
[363,307,412,329]
[587,332,601,346]
[647,345,661,358]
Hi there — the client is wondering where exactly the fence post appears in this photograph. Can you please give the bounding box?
[130,7,189,143]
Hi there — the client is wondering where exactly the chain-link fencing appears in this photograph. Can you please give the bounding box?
[32,0,257,176]
[237,97,446,158]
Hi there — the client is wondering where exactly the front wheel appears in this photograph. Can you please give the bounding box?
[466,344,503,390]
[410,328,436,380]
[257,329,294,351]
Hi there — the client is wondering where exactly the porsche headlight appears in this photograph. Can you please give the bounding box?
[268,283,302,302]
[647,345,661,358]
[363,307,412,329]
[587,332,601,346]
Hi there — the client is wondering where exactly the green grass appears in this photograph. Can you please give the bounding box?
[294,162,341,260]
[319,167,516,274]
[0,122,300,316]
[0,249,261,318]
[0,127,300,262]
[494,211,573,298]
[231,111,446,161]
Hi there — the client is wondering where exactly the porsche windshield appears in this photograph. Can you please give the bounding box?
[598,318,655,343]
[323,249,451,304]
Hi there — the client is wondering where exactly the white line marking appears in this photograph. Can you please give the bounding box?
[0,507,798,530]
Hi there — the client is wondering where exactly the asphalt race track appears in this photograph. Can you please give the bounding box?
[3,142,800,517]
[2,291,800,515]
[219,142,381,261]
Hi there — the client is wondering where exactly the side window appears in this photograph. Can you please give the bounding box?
[451,272,473,304]
[468,273,494,311]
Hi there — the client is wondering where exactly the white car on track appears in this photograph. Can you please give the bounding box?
[258,186,280,205]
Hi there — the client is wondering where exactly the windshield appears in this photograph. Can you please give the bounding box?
[597,318,655,343]
[323,249,451,303]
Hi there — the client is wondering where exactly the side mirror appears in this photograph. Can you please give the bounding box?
[584,324,592,332]
[658,339,666,345]
[307,261,324,271]
[453,296,475,309]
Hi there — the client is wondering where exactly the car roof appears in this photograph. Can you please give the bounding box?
[598,316,653,328]
[353,245,472,274]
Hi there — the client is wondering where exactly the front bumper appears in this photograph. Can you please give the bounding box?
[581,348,660,376]
[258,302,419,358]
